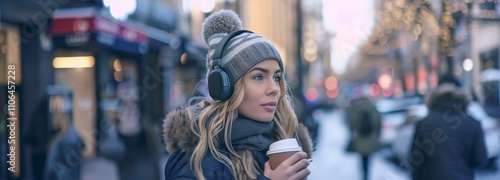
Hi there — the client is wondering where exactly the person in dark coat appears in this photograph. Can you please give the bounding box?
[410,84,488,180]
[346,95,381,180]
[162,10,313,180]
[44,113,84,180]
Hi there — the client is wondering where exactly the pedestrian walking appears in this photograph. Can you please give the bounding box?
[44,113,84,180]
[162,9,313,180]
[114,76,160,180]
[346,95,381,180]
[410,84,488,180]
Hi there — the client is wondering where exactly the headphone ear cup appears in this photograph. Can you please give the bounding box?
[208,69,233,101]
[208,30,251,101]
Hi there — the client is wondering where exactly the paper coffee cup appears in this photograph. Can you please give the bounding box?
[267,138,303,170]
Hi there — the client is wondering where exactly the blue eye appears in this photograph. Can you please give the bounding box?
[273,76,281,82]
[253,75,263,80]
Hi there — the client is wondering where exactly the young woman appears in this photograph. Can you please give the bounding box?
[163,10,313,180]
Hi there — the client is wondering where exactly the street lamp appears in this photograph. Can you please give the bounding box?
[198,0,216,13]
[463,58,473,71]
[103,0,137,21]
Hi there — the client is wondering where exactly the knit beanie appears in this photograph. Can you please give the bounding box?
[201,10,284,84]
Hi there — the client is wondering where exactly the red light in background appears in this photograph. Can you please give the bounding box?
[370,83,380,97]
[327,88,339,98]
[325,76,338,91]
[305,88,319,102]
[383,88,394,97]
[430,71,438,88]
[405,72,415,92]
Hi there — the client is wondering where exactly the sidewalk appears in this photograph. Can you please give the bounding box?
[81,154,169,180]
[81,157,119,180]
[309,108,500,180]
[308,109,410,180]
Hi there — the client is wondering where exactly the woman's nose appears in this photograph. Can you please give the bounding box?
[266,80,279,96]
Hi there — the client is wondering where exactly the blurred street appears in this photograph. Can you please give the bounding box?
[309,108,410,180]
[80,153,169,180]
[309,108,500,180]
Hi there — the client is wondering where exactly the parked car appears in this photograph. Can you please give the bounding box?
[376,96,423,146]
[390,101,500,168]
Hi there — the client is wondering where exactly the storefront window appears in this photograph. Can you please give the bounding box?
[53,50,96,157]
[112,59,142,137]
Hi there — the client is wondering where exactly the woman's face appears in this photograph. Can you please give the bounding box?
[237,59,282,122]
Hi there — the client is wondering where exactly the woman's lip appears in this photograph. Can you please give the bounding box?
[262,102,277,106]
[262,105,277,112]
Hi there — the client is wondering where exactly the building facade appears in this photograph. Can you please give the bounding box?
[1,0,184,179]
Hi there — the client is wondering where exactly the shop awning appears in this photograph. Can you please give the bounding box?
[52,8,150,55]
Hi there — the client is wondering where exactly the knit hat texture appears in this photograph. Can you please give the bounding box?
[201,10,283,84]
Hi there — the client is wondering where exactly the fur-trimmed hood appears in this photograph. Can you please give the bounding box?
[162,108,313,158]
[162,108,199,154]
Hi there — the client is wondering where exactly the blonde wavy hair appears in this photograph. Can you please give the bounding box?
[187,74,299,180]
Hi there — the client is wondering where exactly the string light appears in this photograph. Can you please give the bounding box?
[360,0,470,57]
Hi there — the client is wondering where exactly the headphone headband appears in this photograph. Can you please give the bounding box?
[211,30,253,69]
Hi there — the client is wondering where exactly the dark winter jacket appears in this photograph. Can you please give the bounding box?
[162,107,313,180]
[44,125,84,180]
[346,96,381,156]
[411,85,488,180]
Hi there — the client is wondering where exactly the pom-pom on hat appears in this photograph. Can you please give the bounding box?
[202,10,284,84]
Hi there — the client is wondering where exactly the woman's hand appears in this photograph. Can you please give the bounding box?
[263,152,311,180]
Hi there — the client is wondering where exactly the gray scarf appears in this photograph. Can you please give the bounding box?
[218,116,274,151]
